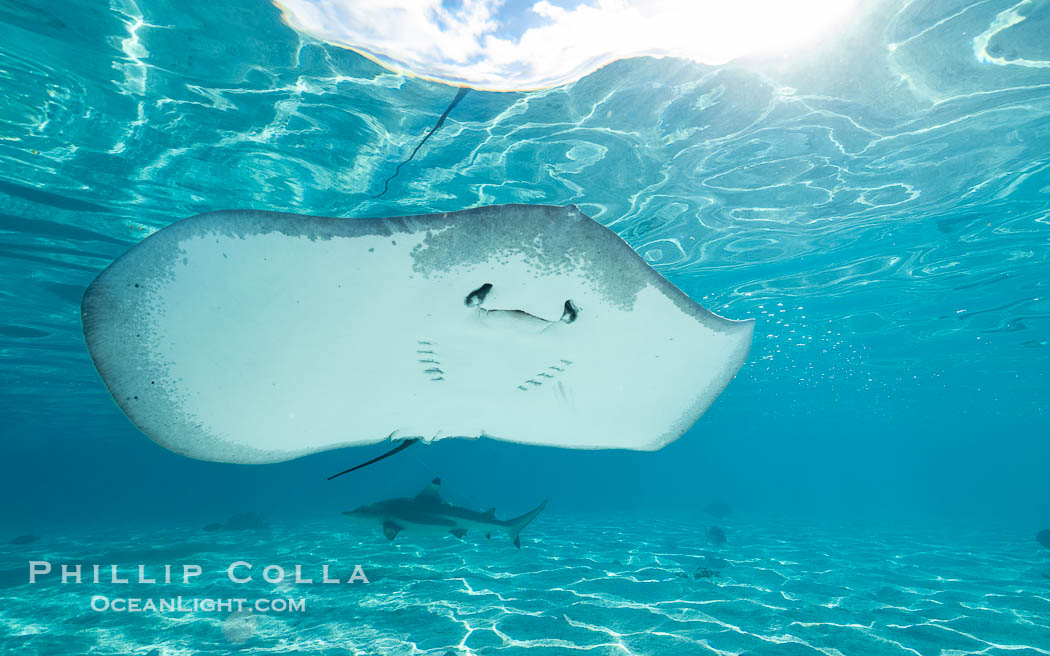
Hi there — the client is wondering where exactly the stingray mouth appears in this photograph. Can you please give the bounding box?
[464,283,579,325]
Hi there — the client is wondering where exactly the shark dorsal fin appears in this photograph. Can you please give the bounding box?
[415,478,443,502]
[382,521,402,541]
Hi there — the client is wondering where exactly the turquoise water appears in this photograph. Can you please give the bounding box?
[3,520,1049,654]
[2,0,1050,653]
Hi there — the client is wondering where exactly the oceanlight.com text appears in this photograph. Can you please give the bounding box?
[90,596,306,613]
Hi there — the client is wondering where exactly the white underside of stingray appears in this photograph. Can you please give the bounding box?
[82,204,753,464]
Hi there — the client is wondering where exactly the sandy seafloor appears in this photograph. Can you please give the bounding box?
[3,518,1049,655]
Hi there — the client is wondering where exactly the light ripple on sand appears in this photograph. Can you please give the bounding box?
[2,518,1049,654]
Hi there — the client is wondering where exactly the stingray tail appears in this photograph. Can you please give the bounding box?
[506,500,547,549]
[327,439,418,480]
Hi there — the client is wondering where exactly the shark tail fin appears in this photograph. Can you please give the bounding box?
[506,500,547,549]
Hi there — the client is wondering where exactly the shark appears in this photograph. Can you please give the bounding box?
[343,478,547,548]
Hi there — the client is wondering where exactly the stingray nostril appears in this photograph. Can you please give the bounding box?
[465,283,493,307]
[561,300,579,323]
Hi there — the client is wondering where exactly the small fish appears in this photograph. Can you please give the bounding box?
[693,567,719,580]
[218,512,268,531]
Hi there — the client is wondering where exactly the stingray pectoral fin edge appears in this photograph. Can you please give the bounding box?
[81,204,753,464]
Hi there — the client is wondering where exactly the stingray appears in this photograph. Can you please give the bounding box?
[81,204,753,470]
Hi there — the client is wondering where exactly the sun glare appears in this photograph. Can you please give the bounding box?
[275,0,860,90]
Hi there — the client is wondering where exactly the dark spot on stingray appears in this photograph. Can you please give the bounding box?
[465,283,492,307]
[1037,529,1050,550]
[8,534,38,545]
[561,299,579,323]
[706,526,727,546]
[134,283,139,288]
[0,325,49,339]
[368,247,374,253]
[133,396,138,400]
